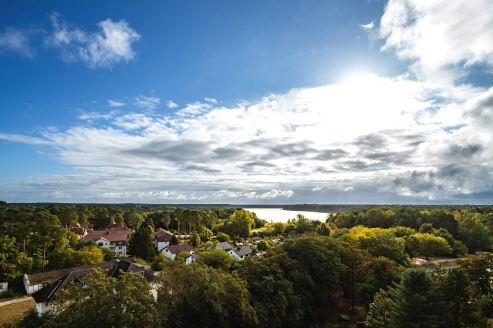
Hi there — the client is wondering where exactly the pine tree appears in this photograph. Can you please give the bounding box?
[127,222,156,262]
[388,268,447,328]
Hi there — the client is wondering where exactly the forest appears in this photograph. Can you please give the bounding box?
[2,202,493,327]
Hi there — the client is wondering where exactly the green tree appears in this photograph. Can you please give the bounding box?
[124,208,144,230]
[197,226,213,242]
[387,268,447,328]
[127,223,156,262]
[32,210,65,272]
[58,206,79,231]
[459,215,491,253]
[227,210,255,239]
[216,232,231,243]
[157,261,258,328]
[235,251,305,328]
[0,236,33,281]
[189,232,201,247]
[366,289,392,328]
[282,237,342,313]
[200,248,236,270]
[414,233,452,260]
[435,266,485,328]
[457,253,493,295]
[316,222,330,236]
[108,208,125,226]
[100,247,114,261]
[256,240,271,251]
[46,268,160,328]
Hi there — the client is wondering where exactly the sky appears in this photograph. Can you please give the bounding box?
[0,0,493,204]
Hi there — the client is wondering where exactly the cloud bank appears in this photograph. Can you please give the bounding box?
[1,73,492,203]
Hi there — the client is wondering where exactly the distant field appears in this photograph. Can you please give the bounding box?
[0,299,35,325]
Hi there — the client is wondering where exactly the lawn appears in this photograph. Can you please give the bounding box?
[0,299,36,325]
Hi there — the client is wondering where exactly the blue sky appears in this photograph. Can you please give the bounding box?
[1,0,493,204]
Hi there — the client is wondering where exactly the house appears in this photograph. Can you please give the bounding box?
[161,244,193,261]
[0,282,8,293]
[185,253,199,265]
[228,245,253,260]
[31,260,155,316]
[154,230,173,250]
[23,260,124,295]
[216,242,233,251]
[82,225,133,257]
[70,224,86,238]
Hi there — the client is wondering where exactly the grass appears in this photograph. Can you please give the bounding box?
[0,299,35,325]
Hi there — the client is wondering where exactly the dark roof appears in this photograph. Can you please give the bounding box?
[164,244,193,254]
[26,261,120,285]
[232,246,253,257]
[217,242,233,250]
[70,227,85,235]
[31,260,153,304]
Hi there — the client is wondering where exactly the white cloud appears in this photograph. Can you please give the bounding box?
[77,110,117,121]
[108,100,125,107]
[134,95,160,110]
[0,28,34,57]
[359,21,374,30]
[379,0,493,80]
[204,98,218,104]
[167,101,178,109]
[2,74,492,202]
[45,12,140,68]
[259,189,294,199]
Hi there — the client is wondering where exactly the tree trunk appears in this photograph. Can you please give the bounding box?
[42,240,47,272]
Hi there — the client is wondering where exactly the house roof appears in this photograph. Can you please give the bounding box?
[217,242,233,250]
[70,227,85,235]
[154,230,173,242]
[164,244,193,254]
[83,234,127,242]
[231,246,253,257]
[31,260,153,304]
[25,261,120,286]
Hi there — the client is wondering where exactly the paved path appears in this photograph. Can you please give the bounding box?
[0,296,32,307]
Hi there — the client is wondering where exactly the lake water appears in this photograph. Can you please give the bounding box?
[242,208,330,223]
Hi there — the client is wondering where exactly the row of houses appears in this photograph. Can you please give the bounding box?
[25,229,255,316]
[26,259,156,315]
[153,230,255,262]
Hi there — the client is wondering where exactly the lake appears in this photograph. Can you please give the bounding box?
[242,208,330,223]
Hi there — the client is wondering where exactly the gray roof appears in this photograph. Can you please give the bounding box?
[232,245,253,257]
[217,242,233,250]
[31,260,153,304]
[164,244,193,254]
[26,261,119,285]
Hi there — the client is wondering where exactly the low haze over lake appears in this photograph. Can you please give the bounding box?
[243,208,329,223]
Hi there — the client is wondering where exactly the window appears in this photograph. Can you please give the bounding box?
[0,284,3,290]
[118,246,122,249]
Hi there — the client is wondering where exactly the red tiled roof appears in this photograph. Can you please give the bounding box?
[155,230,173,242]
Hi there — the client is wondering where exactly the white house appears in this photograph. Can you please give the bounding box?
[185,253,199,265]
[83,225,132,257]
[0,282,8,293]
[31,260,155,316]
[228,245,253,260]
[154,230,173,250]
[161,244,193,261]
[23,261,121,295]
